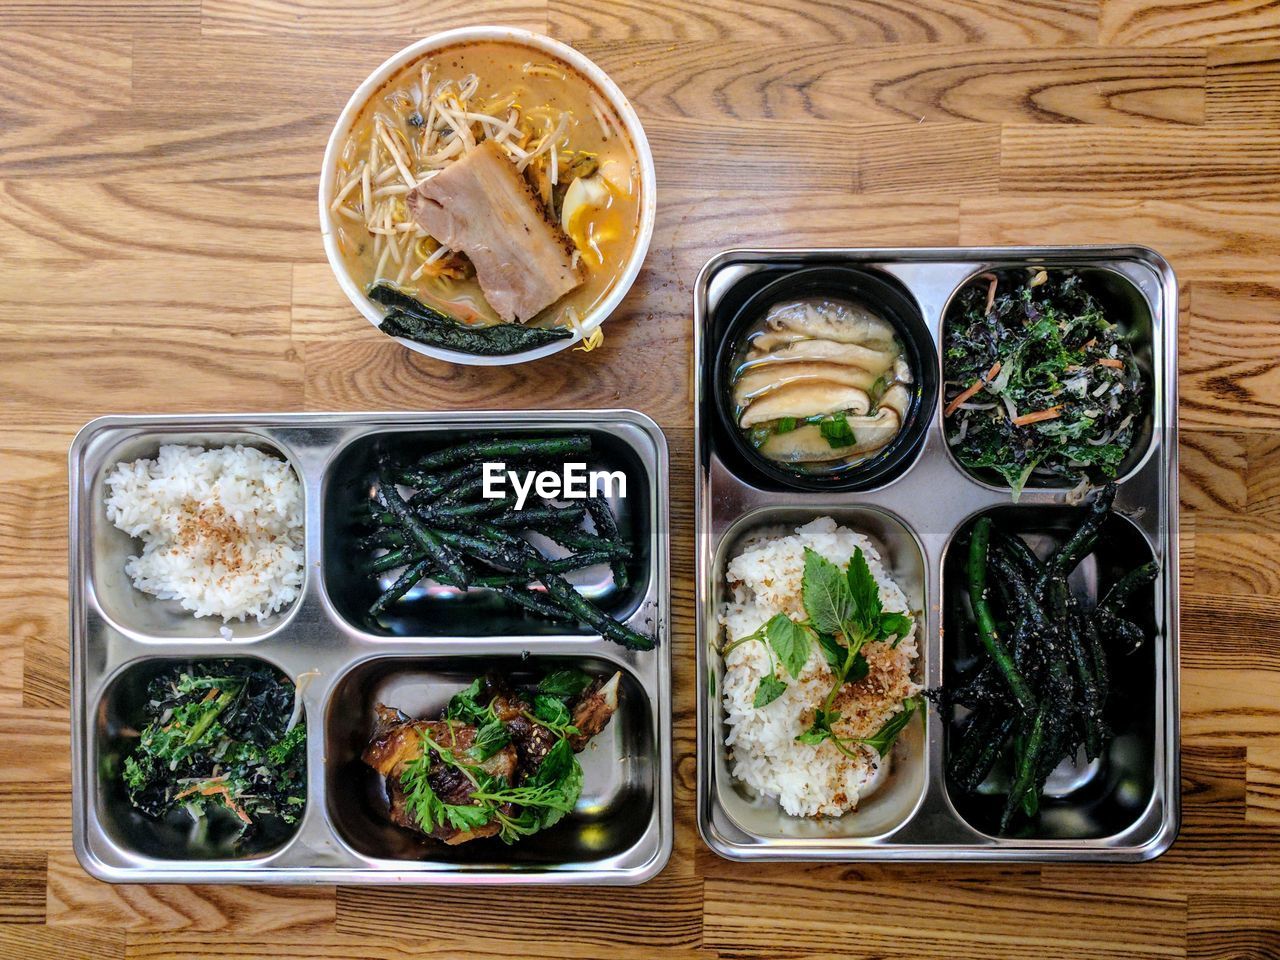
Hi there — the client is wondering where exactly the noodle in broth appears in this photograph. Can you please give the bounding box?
[331,41,642,334]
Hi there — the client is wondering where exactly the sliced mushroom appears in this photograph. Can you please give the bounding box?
[878,381,912,418]
[758,405,903,463]
[749,329,812,352]
[738,381,871,427]
[764,299,898,348]
[733,361,883,405]
[890,355,913,386]
[743,338,900,371]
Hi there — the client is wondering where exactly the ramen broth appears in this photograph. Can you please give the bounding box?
[331,41,641,330]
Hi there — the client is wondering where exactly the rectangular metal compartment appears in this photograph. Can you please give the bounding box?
[695,247,1179,862]
[70,410,672,884]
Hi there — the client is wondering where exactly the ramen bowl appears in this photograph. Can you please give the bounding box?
[319,26,657,367]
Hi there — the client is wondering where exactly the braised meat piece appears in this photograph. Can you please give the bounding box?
[568,672,621,751]
[361,671,622,846]
[484,675,560,773]
[362,705,517,845]
[407,141,583,323]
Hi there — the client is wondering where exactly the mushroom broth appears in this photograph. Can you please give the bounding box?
[730,298,913,474]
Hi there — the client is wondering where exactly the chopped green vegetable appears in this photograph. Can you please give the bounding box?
[121,661,306,843]
[818,412,856,448]
[943,270,1145,497]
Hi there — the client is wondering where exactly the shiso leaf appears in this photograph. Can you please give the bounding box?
[856,697,919,758]
[766,613,811,679]
[802,548,855,637]
[845,546,882,634]
[537,669,593,699]
[879,611,914,646]
[753,673,787,708]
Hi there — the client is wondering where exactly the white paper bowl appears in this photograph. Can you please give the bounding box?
[318,27,657,367]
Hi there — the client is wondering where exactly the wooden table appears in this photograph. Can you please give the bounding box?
[2,0,1279,956]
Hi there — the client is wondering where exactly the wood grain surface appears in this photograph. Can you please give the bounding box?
[1,0,1278,957]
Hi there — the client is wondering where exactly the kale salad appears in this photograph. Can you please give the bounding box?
[122,660,307,844]
[943,270,1146,496]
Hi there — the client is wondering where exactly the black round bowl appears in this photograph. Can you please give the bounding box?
[712,265,938,492]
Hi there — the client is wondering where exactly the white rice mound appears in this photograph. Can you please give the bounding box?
[719,517,920,818]
[104,444,304,622]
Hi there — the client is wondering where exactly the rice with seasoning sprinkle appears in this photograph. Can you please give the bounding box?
[719,517,920,818]
[105,444,304,622]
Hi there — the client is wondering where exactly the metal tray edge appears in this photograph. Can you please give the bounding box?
[694,246,1181,863]
[68,410,673,884]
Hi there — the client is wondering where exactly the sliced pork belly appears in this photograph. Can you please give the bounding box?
[407,141,583,323]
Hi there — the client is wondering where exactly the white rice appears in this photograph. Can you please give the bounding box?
[719,517,920,818]
[104,444,304,622]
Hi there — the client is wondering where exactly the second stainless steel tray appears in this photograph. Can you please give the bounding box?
[695,246,1179,861]
[70,410,672,884]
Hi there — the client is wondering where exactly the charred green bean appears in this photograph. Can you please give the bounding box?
[968,518,1036,712]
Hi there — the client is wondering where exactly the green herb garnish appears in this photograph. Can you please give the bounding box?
[467,716,511,762]
[445,678,487,723]
[528,693,581,738]
[538,669,593,699]
[855,696,920,757]
[720,548,917,758]
[400,726,584,845]
[753,674,788,707]
[398,675,596,844]
[818,412,856,449]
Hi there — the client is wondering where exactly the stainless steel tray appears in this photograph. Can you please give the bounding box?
[695,247,1179,861]
[70,410,672,884]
